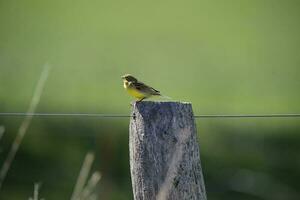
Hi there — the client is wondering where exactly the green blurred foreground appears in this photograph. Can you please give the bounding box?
[0,0,300,199]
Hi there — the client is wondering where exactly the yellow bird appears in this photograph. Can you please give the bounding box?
[121,74,167,102]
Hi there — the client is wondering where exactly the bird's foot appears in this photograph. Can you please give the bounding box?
[136,97,145,103]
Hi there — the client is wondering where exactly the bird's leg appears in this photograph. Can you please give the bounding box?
[136,97,146,103]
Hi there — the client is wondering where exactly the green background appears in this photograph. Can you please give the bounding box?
[0,0,300,199]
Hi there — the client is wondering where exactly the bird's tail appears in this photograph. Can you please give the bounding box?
[159,94,172,100]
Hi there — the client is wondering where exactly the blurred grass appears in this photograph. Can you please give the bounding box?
[1,0,299,113]
[0,0,300,199]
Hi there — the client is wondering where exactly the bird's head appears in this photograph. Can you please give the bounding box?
[121,74,138,83]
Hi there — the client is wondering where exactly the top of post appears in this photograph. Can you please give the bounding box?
[131,101,194,121]
[132,101,191,107]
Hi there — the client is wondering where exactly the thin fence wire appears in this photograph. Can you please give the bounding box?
[0,112,300,118]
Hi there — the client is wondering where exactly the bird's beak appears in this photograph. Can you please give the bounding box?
[121,75,125,79]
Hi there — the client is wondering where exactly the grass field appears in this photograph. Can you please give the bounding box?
[0,0,300,199]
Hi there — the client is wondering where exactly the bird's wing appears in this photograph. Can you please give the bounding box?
[133,82,161,95]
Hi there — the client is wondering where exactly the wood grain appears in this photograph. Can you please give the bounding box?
[129,101,207,200]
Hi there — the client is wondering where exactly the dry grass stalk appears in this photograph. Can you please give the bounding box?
[0,64,51,190]
[71,152,95,200]
[28,183,44,200]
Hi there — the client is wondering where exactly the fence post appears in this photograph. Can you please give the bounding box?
[129,101,207,200]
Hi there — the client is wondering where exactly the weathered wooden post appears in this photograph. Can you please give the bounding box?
[129,101,207,200]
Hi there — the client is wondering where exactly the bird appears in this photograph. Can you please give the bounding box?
[121,74,169,102]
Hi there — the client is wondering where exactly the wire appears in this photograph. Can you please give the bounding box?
[0,113,130,118]
[0,112,300,118]
[194,114,300,118]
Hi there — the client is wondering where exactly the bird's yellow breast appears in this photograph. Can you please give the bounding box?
[127,88,146,99]
[123,80,146,100]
